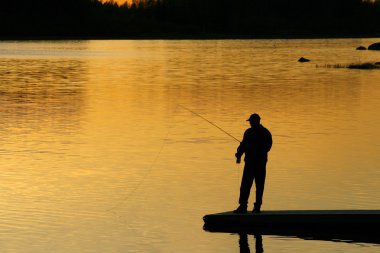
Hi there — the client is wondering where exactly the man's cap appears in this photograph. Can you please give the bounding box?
[247,113,261,121]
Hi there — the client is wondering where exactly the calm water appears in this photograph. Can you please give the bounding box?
[0,39,379,252]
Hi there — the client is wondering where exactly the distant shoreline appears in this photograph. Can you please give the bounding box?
[1,33,380,41]
[3,0,380,43]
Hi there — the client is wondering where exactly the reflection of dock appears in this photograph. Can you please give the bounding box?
[204,210,380,244]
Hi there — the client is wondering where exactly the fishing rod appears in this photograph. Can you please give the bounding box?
[179,105,241,143]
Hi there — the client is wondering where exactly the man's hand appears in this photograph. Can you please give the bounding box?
[235,153,241,164]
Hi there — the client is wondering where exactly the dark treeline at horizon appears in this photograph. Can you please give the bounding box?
[1,0,380,38]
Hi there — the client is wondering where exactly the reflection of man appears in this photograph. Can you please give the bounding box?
[239,234,263,253]
[239,234,250,253]
[234,113,272,213]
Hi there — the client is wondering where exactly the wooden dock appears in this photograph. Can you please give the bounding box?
[203,210,380,233]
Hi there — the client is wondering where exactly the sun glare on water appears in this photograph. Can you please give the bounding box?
[103,0,129,5]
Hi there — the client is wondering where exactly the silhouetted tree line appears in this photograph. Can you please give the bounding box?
[1,0,380,38]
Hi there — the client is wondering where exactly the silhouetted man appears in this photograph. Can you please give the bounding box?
[234,113,272,213]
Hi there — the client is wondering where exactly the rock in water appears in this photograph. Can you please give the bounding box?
[368,42,380,50]
[298,57,310,62]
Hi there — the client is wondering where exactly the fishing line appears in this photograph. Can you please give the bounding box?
[107,105,240,213]
[178,104,240,143]
[106,105,178,213]
[179,104,243,190]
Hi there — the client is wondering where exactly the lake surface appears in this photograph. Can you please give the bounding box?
[0,39,379,252]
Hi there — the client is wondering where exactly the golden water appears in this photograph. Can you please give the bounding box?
[0,39,379,252]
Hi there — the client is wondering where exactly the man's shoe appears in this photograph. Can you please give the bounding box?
[252,205,261,213]
[233,206,247,213]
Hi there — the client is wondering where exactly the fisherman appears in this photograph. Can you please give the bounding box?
[234,113,272,213]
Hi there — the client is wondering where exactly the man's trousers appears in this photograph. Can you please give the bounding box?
[238,159,267,207]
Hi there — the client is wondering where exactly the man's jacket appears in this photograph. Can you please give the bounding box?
[236,124,272,162]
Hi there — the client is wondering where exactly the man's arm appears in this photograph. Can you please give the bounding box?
[235,130,247,163]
